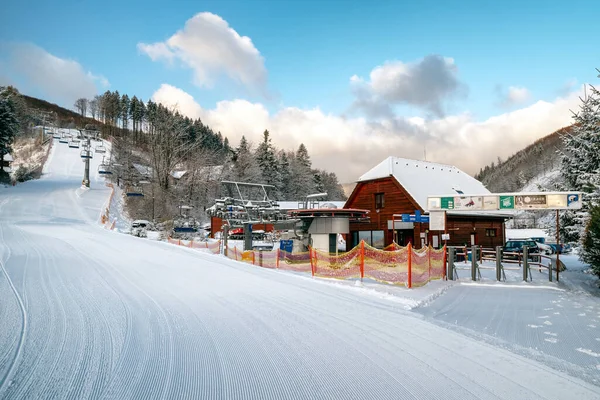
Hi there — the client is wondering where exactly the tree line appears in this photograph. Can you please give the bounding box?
[73,91,346,224]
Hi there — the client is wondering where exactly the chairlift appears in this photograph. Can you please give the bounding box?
[53,133,61,139]
[68,141,80,148]
[59,136,69,144]
[95,145,106,153]
[125,185,144,197]
[98,164,113,175]
[80,149,93,159]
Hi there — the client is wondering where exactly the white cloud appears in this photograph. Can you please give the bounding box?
[138,12,267,92]
[4,43,109,104]
[351,55,464,117]
[496,85,531,108]
[507,86,531,104]
[152,84,581,185]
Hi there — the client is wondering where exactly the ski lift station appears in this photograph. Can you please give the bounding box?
[207,181,368,252]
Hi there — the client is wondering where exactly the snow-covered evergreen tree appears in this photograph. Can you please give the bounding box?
[582,203,600,277]
[230,136,262,183]
[0,87,19,182]
[255,130,281,196]
[559,80,600,244]
[290,143,316,199]
[277,150,293,199]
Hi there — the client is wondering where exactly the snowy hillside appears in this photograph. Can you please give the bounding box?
[0,134,599,399]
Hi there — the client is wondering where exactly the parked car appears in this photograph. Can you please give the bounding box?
[503,239,540,260]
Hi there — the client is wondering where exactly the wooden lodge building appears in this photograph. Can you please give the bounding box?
[344,156,511,249]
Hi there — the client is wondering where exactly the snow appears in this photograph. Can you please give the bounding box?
[0,139,599,398]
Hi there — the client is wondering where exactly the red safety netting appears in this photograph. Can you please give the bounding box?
[411,247,431,287]
[278,251,313,273]
[313,247,361,279]
[254,250,278,269]
[363,243,409,285]
[429,247,446,280]
[169,238,222,255]
[383,242,404,251]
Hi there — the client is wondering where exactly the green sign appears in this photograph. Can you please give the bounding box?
[499,195,515,209]
[441,197,454,209]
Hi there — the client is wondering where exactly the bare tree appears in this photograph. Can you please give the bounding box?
[74,98,88,117]
[89,96,99,120]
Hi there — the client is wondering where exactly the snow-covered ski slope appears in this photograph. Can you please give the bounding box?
[0,136,599,399]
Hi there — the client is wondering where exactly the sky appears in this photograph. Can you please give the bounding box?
[1,0,599,184]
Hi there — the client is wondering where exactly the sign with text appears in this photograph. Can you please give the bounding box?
[427,192,583,211]
[429,211,446,231]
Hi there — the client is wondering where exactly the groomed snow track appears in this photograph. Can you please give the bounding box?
[0,135,599,399]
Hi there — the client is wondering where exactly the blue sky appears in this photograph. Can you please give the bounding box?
[1,0,599,182]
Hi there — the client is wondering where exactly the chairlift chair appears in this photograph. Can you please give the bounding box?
[98,164,113,175]
[125,186,144,197]
[95,145,106,153]
[68,141,80,148]
[59,136,69,144]
[80,149,93,159]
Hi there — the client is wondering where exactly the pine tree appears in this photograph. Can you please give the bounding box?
[581,204,600,277]
[230,136,261,183]
[290,143,317,199]
[559,80,600,244]
[0,88,20,181]
[121,94,130,131]
[255,130,281,195]
[277,150,292,199]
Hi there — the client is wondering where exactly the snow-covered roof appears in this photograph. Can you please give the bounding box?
[358,156,490,211]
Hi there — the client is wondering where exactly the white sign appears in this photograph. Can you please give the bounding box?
[429,211,446,231]
[427,191,583,211]
[441,233,450,240]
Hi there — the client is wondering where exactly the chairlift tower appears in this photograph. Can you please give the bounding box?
[81,128,99,188]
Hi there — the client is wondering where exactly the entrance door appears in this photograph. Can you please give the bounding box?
[329,234,337,254]
[395,229,414,246]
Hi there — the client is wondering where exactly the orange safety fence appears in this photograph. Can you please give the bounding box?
[168,238,221,255]
[171,237,447,289]
[313,246,362,279]
[363,242,409,285]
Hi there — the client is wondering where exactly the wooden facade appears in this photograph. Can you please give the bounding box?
[345,177,507,249]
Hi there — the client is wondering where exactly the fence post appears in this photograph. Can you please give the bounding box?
[407,242,412,288]
[178,239,181,246]
[428,245,432,280]
[523,246,529,281]
[276,248,280,269]
[549,257,553,282]
[252,251,256,265]
[309,247,315,277]
[443,245,448,280]
[496,246,502,281]
[471,245,477,281]
[447,247,455,281]
[360,240,365,281]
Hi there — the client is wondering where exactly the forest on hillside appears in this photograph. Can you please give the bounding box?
[2,86,346,226]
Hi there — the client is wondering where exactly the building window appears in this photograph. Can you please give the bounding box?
[375,193,384,209]
[486,228,497,237]
[372,230,385,249]
[358,231,372,246]
[356,230,385,249]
